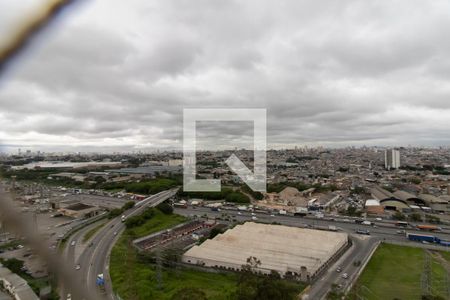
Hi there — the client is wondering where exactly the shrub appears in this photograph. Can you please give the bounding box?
[157,202,173,215]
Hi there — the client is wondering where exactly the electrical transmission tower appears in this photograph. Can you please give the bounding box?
[421,251,432,297]
[155,238,163,290]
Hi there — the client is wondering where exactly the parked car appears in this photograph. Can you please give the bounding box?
[341,273,348,279]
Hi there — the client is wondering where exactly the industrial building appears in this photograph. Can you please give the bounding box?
[393,190,425,206]
[109,166,182,176]
[370,186,409,211]
[58,203,103,219]
[364,199,384,215]
[0,264,39,300]
[182,222,348,281]
[419,194,450,213]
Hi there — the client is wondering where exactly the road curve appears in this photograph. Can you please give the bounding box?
[66,188,178,300]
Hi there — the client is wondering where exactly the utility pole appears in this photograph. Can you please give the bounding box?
[421,251,431,297]
[155,236,163,290]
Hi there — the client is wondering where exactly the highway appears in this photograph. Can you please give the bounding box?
[174,206,450,299]
[61,188,178,300]
[62,200,448,300]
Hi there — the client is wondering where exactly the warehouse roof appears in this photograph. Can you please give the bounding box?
[365,199,380,207]
[419,194,447,204]
[371,186,396,201]
[183,222,347,276]
[393,190,420,202]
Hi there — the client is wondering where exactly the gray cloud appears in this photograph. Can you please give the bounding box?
[1,0,450,152]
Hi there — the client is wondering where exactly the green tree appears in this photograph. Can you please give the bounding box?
[208,227,224,239]
[1,258,24,274]
[236,257,300,300]
[108,208,123,219]
[226,192,250,204]
[393,211,406,221]
[425,214,441,224]
[410,177,421,184]
[409,213,422,222]
[157,202,173,215]
[122,201,135,210]
[346,206,361,217]
[422,295,446,300]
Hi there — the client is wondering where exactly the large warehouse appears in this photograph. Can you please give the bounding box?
[182,222,348,281]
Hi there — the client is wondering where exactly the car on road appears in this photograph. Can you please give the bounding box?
[252,216,258,220]
[70,241,76,246]
[66,293,71,300]
[270,214,275,217]
[396,230,405,234]
[237,212,242,215]
[341,273,348,279]
[336,267,342,273]
[356,229,370,235]
[113,231,117,235]
[75,264,81,270]
[375,217,382,221]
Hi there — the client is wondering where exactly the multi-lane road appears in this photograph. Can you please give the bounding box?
[174,206,450,300]
[61,188,178,300]
[61,197,449,300]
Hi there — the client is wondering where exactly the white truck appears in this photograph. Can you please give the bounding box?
[279,209,287,215]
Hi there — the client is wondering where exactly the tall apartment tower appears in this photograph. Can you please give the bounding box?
[385,149,400,170]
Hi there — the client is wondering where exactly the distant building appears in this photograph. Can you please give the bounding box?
[0,264,39,300]
[182,222,348,281]
[385,149,400,170]
[365,199,384,215]
[168,159,183,167]
[58,203,103,219]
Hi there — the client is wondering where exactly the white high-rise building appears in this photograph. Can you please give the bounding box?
[385,149,400,170]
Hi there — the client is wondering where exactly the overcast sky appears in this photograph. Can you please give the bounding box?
[1,0,450,153]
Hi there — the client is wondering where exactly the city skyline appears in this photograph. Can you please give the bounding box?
[2,1,450,152]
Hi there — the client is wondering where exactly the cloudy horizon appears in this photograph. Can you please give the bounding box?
[1,0,450,153]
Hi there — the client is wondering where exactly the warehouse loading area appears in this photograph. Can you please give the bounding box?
[182,222,348,281]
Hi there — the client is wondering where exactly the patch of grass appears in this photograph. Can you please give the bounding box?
[349,243,449,300]
[0,240,22,250]
[440,251,450,263]
[83,221,107,243]
[110,211,238,300]
[125,211,186,238]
